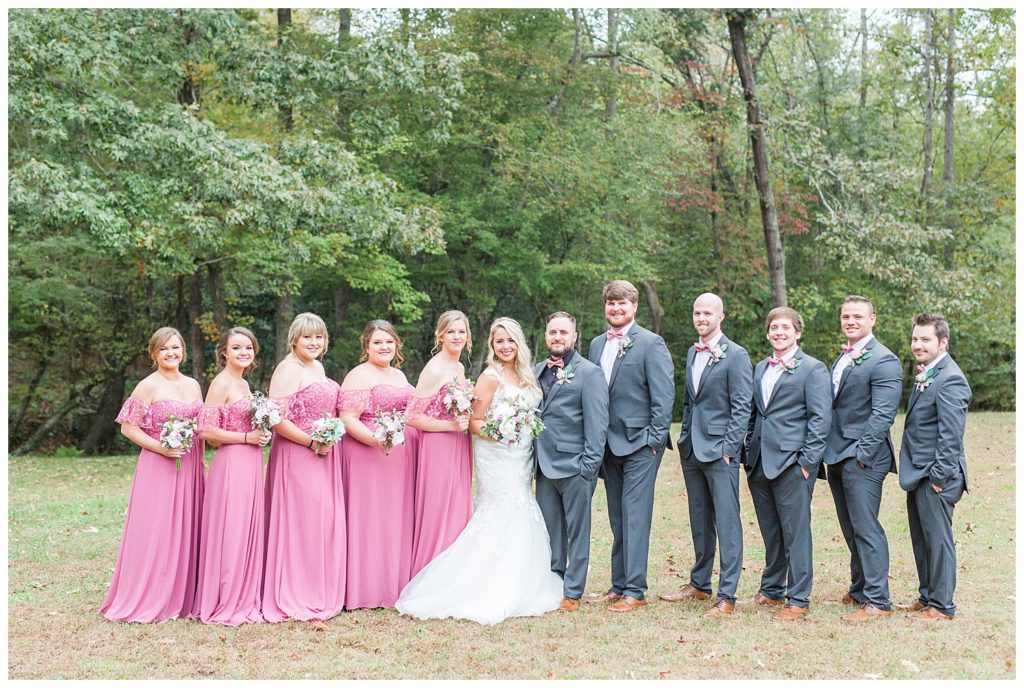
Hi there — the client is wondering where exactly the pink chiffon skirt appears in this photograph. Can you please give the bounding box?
[341,430,419,609]
[409,430,472,577]
[195,443,265,625]
[100,444,205,622]
[262,436,346,622]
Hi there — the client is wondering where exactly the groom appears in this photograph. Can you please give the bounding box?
[535,311,609,612]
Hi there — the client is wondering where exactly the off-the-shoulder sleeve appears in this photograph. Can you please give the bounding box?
[407,393,433,422]
[115,396,150,427]
[339,389,371,417]
[196,404,222,432]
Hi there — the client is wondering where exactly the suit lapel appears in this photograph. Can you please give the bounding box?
[754,359,768,414]
[835,338,874,400]
[766,348,801,409]
[907,354,949,416]
[607,323,637,389]
[694,335,727,399]
[686,346,697,399]
[540,352,575,412]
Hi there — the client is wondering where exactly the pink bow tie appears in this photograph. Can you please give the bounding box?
[841,344,855,355]
[606,329,625,340]
[768,356,785,367]
[694,341,713,353]
[546,357,565,369]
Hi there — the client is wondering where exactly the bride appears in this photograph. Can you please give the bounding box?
[395,317,563,624]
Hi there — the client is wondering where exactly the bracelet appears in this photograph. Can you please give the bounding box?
[308,438,314,448]
[244,432,248,444]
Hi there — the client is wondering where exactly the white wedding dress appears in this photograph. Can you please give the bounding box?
[395,369,563,624]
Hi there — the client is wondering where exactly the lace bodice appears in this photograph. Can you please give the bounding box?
[408,382,455,422]
[197,397,252,433]
[482,367,542,414]
[276,380,341,434]
[115,397,203,440]
[341,384,415,426]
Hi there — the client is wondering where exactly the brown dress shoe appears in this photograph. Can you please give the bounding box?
[840,593,861,606]
[913,606,953,622]
[843,603,892,621]
[659,584,710,602]
[608,596,648,612]
[702,599,735,617]
[754,592,785,606]
[897,600,927,612]
[771,605,808,621]
[588,591,623,605]
[558,597,581,612]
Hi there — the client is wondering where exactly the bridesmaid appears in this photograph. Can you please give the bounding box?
[406,311,473,577]
[195,327,271,625]
[340,320,419,609]
[262,313,346,622]
[101,327,205,622]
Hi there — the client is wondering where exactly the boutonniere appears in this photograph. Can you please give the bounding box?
[850,350,871,366]
[708,342,728,365]
[769,355,803,374]
[914,365,937,391]
[554,364,576,385]
[617,336,635,359]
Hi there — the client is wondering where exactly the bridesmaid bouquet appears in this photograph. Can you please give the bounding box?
[310,413,346,449]
[372,410,408,451]
[159,415,197,470]
[249,391,283,432]
[442,377,477,417]
[481,399,545,446]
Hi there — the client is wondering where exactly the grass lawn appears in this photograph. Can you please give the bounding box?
[7,413,1016,679]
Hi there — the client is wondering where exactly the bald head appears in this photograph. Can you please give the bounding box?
[692,292,725,340]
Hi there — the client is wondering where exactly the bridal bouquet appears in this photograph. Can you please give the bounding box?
[442,377,477,417]
[249,391,283,433]
[481,398,545,446]
[310,413,346,450]
[160,415,197,470]
[372,409,408,451]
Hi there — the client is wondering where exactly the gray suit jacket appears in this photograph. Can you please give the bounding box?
[534,351,609,480]
[743,348,831,480]
[588,322,675,456]
[898,355,971,492]
[679,334,752,462]
[825,337,902,471]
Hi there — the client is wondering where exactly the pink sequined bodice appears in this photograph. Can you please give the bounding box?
[115,397,203,440]
[197,397,253,433]
[278,380,341,434]
[342,384,415,425]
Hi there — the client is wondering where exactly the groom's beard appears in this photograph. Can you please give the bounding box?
[547,345,573,359]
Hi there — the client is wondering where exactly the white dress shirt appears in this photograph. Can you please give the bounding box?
[692,331,724,395]
[831,333,874,395]
[761,345,798,408]
[601,319,635,384]
[921,352,947,374]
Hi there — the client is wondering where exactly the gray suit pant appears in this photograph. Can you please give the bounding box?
[536,471,594,600]
[680,451,743,603]
[746,461,815,607]
[826,457,891,609]
[907,473,965,617]
[600,445,664,600]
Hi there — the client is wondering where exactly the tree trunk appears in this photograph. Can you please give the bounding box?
[277,9,294,132]
[333,282,350,370]
[547,9,583,114]
[604,9,619,121]
[10,357,50,436]
[275,292,294,362]
[728,11,787,308]
[709,135,722,269]
[188,269,207,390]
[920,9,935,226]
[858,9,868,157]
[175,274,186,333]
[208,261,226,334]
[12,382,99,456]
[79,368,126,454]
[639,281,665,336]
[942,9,956,268]
[336,8,353,137]
[176,14,202,108]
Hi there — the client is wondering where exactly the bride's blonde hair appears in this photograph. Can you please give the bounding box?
[486,317,540,396]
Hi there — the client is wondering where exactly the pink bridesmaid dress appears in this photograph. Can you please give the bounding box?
[194,400,265,625]
[101,397,205,623]
[407,384,472,578]
[262,380,347,622]
[341,384,419,609]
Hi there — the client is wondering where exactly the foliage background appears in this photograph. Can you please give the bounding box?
[7,8,1016,454]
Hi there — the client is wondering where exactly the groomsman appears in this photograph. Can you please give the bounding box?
[743,307,830,620]
[535,312,609,612]
[825,296,903,621]
[588,280,675,612]
[898,313,971,621]
[660,293,751,617]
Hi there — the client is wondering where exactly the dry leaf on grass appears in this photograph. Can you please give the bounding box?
[900,659,920,673]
